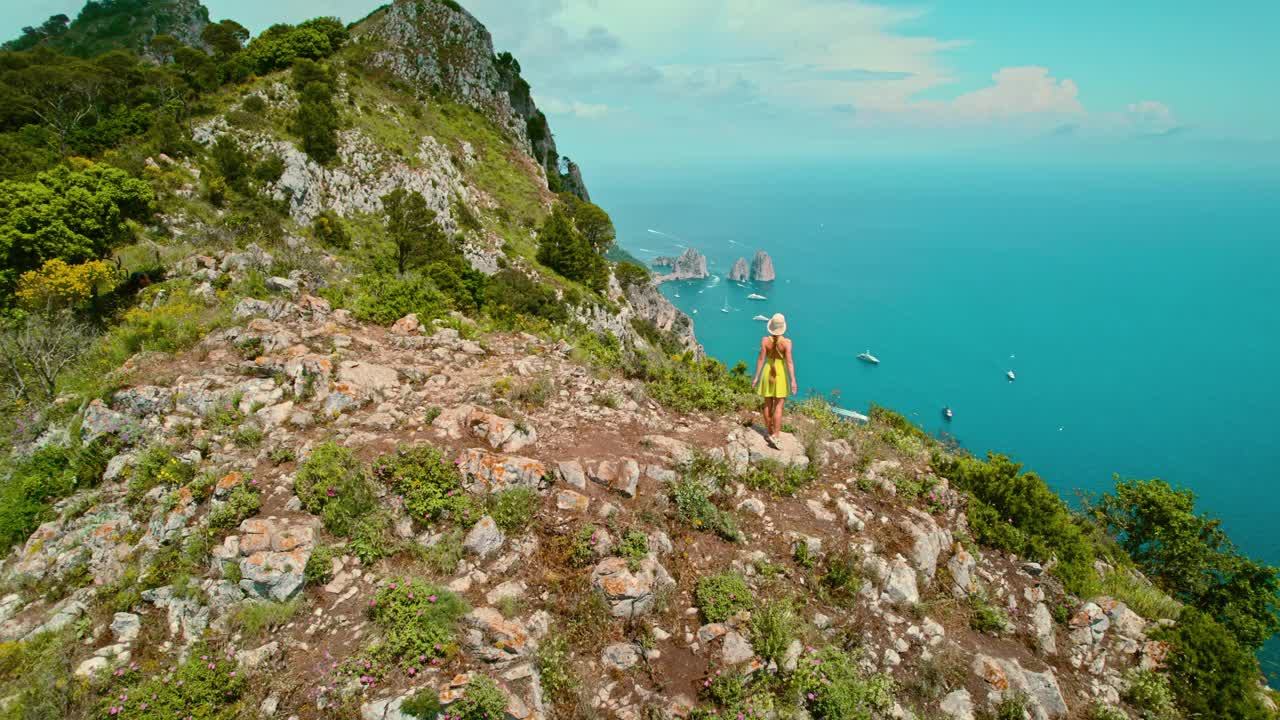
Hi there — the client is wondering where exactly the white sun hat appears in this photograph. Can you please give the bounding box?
[767,313,787,336]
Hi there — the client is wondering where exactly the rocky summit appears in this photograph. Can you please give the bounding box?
[0,1,1276,720]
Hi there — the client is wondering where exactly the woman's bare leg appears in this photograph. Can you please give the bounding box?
[774,398,786,435]
[761,398,774,436]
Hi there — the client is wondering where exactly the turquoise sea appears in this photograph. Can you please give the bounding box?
[593,160,1280,679]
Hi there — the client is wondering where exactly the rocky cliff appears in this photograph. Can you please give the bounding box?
[4,0,210,57]
[750,250,776,282]
[653,248,709,282]
[728,257,750,282]
[356,0,588,200]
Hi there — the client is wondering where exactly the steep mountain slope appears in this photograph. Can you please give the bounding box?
[0,1,1276,720]
[4,0,209,57]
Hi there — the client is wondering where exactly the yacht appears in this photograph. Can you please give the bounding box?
[857,351,880,365]
[721,296,731,313]
[752,315,769,321]
[1007,370,1016,381]
[747,293,767,300]
[943,407,954,421]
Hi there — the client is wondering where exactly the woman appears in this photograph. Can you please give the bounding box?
[752,313,797,444]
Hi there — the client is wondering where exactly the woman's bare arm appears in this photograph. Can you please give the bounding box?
[785,340,798,395]
[751,337,767,386]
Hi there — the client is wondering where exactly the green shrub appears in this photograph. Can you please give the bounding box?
[617,529,649,569]
[0,438,116,553]
[740,459,818,497]
[401,689,442,719]
[819,551,864,607]
[368,578,467,664]
[372,445,468,524]
[126,445,195,503]
[232,424,264,448]
[1122,669,1178,720]
[790,646,894,719]
[482,269,566,324]
[450,676,509,720]
[98,643,246,719]
[230,599,300,641]
[207,483,262,530]
[672,477,740,542]
[352,273,449,326]
[570,524,603,567]
[976,692,1031,720]
[1093,477,1280,650]
[969,593,1011,636]
[488,487,538,533]
[305,544,336,585]
[0,629,89,717]
[750,599,798,663]
[415,529,465,576]
[351,513,395,565]
[643,354,752,413]
[312,209,351,249]
[695,572,752,623]
[614,261,650,289]
[1086,702,1128,720]
[936,452,1097,595]
[535,634,578,704]
[294,442,376,536]
[1152,608,1272,720]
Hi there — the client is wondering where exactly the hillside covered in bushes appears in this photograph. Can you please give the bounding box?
[0,1,1276,720]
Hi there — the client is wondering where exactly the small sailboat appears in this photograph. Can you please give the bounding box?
[752,315,769,321]
[857,351,880,365]
[1007,370,1016,381]
[943,407,954,421]
[747,293,766,300]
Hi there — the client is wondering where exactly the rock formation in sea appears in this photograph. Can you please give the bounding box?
[652,248,709,281]
[727,257,750,282]
[750,250,776,281]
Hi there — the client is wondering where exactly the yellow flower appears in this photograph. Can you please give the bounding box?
[15,258,117,311]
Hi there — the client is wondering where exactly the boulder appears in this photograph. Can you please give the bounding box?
[461,607,532,662]
[463,516,505,557]
[721,631,754,665]
[555,490,589,513]
[643,435,694,464]
[590,556,675,618]
[591,459,640,498]
[602,642,641,671]
[457,449,548,493]
[336,361,400,399]
[556,460,587,489]
[728,428,809,469]
[1032,603,1057,654]
[947,544,978,598]
[466,409,537,452]
[111,612,141,644]
[81,400,132,442]
[939,689,975,720]
[236,518,315,602]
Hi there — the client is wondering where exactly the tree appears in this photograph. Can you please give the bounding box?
[201,19,249,59]
[292,80,339,164]
[1153,609,1273,720]
[383,188,452,274]
[0,161,153,297]
[536,208,606,291]
[1093,478,1280,649]
[210,135,249,189]
[570,200,615,253]
[0,311,94,401]
[20,57,107,156]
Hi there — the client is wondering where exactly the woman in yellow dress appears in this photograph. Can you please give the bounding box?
[752,313,797,445]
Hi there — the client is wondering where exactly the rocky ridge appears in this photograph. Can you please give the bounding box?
[653,248,710,283]
[0,249,1184,720]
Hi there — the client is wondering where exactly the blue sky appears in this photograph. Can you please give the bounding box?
[5,0,1278,167]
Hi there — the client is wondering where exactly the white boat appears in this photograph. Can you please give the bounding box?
[721,296,731,313]
[943,407,954,421]
[1007,370,1016,381]
[752,315,769,321]
[747,293,766,300]
[857,351,880,365]
[692,309,698,314]
[832,407,870,423]
[674,292,680,298]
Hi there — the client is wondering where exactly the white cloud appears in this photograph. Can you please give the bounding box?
[536,95,611,119]
[1125,100,1180,135]
[950,67,1083,118]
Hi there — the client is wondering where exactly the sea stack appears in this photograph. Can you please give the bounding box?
[750,251,776,281]
[652,248,709,281]
[727,257,750,282]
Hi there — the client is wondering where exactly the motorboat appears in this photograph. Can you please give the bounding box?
[1007,370,1016,381]
[747,293,766,300]
[857,351,880,365]
[721,296,731,313]
[943,407,954,421]
[752,315,769,321]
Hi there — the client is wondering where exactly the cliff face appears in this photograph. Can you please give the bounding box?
[728,257,750,282]
[652,248,709,281]
[750,249,776,281]
[356,0,588,200]
[6,0,210,57]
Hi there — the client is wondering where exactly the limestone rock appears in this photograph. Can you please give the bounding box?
[556,460,587,489]
[939,689,974,720]
[590,556,674,618]
[336,361,400,399]
[458,448,548,493]
[749,250,776,282]
[463,516,505,557]
[461,607,532,662]
[591,458,640,498]
[235,518,315,602]
[721,631,754,665]
[466,409,537,452]
[652,248,708,281]
[602,642,641,671]
[727,257,749,282]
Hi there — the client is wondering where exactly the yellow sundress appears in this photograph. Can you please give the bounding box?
[757,338,789,398]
